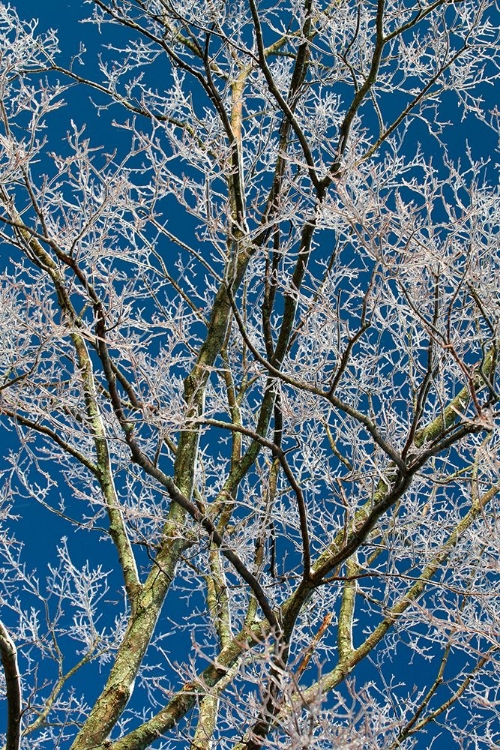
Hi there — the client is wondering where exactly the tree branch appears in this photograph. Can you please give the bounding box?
[0,621,21,750]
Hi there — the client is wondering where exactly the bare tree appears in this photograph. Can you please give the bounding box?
[0,0,499,747]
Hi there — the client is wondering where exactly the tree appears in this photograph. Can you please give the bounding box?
[0,0,499,746]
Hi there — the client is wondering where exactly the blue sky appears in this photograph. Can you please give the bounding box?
[2,1,500,748]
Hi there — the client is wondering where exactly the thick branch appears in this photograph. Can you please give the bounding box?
[0,622,21,750]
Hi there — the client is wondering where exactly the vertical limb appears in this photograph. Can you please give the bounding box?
[337,555,359,663]
[0,621,21,750]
